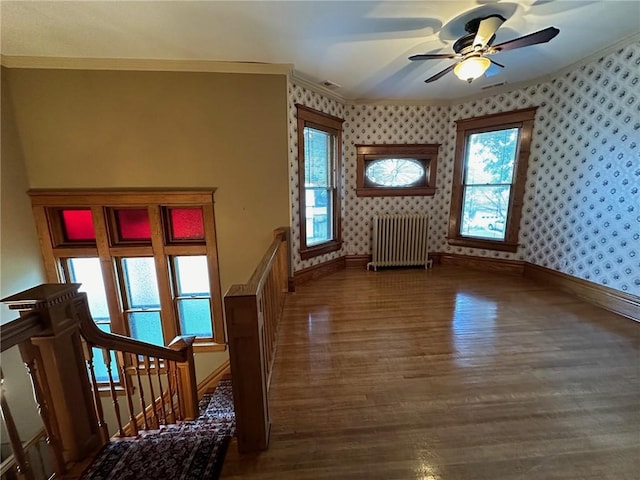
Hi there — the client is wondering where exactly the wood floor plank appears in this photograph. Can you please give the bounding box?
[221,266,640,479]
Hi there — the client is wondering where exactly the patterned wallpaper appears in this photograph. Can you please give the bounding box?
[525,41,639,294]
[289,38,639,296]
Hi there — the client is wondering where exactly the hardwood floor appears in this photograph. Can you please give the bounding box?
[221,266,640,480]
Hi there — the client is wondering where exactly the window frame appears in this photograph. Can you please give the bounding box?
[296,104,344,260]
[29,189,225,352]
[448,107,536,252]
[355,144,439,197]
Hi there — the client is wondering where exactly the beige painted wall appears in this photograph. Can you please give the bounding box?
[1,71,47,322]
[1,70,47,443]
[4,68,290,294]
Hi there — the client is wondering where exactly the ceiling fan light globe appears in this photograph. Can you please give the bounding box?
[454,56,491,82]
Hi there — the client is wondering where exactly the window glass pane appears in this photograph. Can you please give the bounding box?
[169,208,205,240]
[365,158,425,187]
[61,209,95,241]
[68,258,109,321]
[305,187,332,245]
[122,257,160,308]
[128,311,164,346]
[465,128,519,185]
[174,256,212,338]
[177,299,213,338]
[92,324,119,382]
[115,209,151,241]
[460,185,510,240]
[304,127,330,188]
[175,256,210,295]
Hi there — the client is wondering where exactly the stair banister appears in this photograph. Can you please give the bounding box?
[224,227,291,453]
[1,282,200,473]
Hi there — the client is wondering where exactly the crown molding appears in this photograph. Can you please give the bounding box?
[345,97,452,107]
[290,71,346,104]
[0,55,293,75]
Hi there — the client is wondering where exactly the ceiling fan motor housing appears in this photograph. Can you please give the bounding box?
[453,33,484,55]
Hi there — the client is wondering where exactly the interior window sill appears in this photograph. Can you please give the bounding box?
[447,237,519,253]
[300,240,342,260]
[356,187,436,197]
[193,341,227,353]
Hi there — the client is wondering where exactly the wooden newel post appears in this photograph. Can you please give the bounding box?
[224,291,270,453]
[2,284,103,463]
[168,335,198,420]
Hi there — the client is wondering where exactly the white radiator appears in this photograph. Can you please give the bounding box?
[367,214,432,271]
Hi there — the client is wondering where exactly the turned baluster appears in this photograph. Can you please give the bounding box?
[102,349,124,436]
[165,360,177,423]
[0,368,35,480]
[171,362,182,421]
[18,341,66,475]
[119,354,138,437]
[82,342,109,443]
[155,359,168,425]
[143,356,160,428]
[133,356,149,430]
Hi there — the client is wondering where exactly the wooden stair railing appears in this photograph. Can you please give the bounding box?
[224,227,291,453]
[1,283,199,477]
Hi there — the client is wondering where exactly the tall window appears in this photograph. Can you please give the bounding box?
[296,104,343,259]
[30,190,225,352]
[448,108,536,252]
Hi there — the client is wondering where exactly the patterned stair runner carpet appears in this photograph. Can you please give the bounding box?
[82,380,235,480]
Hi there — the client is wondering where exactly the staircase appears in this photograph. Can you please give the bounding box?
[78,379,235,480]
[0,228,290,480]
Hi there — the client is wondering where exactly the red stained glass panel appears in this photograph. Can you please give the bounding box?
[61,210,95,241]
[116,209,151,241]
[170,208,205,240]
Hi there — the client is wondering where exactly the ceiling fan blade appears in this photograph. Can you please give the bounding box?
[424,63,456,83]
[474,14,506,48]
[409,52,457,61]
[491,26,559,53]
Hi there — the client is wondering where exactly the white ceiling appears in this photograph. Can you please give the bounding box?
[2,1,639,102]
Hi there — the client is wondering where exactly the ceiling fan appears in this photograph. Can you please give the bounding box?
[409,14,559,84]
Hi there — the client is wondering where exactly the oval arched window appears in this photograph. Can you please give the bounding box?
[365,158,425,187]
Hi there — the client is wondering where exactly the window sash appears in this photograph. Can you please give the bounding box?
[462,127,520,188]
[303,127,334,189]
[305,186,334,246]
[171,255,213,338]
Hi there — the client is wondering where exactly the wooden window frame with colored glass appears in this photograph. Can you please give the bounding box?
[29,189,225,353]
[296,104,344,260]
[355,144,440,197]
[447,107,536,252]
